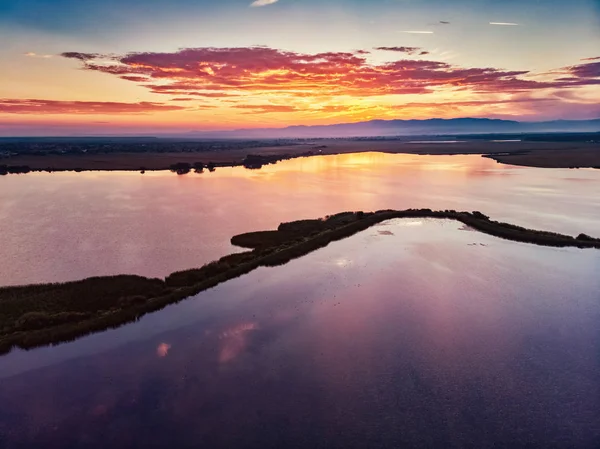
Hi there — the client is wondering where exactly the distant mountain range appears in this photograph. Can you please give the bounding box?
[186,118,600,139]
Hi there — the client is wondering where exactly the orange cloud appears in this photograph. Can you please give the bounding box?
[0,99,186,114]
[233,104,298,113]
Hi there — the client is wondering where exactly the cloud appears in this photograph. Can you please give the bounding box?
[0,99,185,114]
[233,104,297,113]
[375,46,422,55]
[541,59,600,89]
[250,0,278,6]
[120,75,150,82]
[24,52,53,59]
[62,47,540,98]
[61,52,101,61]
[145,85,241,97]
[400,31,434,34]
[563,60,600,80]
[380,94,591,121]
[489,22,519,26]
[59,46,600,108]
[439,21,450,25]
[317,104,380,115]
[396,97,554,109]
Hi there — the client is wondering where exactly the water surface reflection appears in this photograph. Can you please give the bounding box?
[1,220,599,447]
[0,153,599,286]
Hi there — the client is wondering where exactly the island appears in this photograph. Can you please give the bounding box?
[1,208,599,355]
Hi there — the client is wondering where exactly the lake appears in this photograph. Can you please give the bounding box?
[1,152,599,287]
[1,218,599,448]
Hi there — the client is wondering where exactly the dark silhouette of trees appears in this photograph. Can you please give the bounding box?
[169,162,192,175]
[0,165,31,175]
[577,233,599,242]
[472,211,489,220]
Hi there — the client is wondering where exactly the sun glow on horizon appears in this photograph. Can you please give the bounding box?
[0,0,599,134]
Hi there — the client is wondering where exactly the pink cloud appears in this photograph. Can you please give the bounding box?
[156,343,171,358]
[566,60,600,79]
[62,46,564,99]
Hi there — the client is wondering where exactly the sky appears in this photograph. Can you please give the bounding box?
[1,0,599,135]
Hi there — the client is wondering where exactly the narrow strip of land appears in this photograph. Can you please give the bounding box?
[1,209,599,355]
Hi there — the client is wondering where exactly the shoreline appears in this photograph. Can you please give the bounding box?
[1,209,599,355]
[1,140,600,172]
[0,150,318,174]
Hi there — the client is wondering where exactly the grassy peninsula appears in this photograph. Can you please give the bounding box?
[1,209,599,355]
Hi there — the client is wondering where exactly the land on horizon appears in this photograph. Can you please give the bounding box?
[2,132,600,172]
[3,117,600,139]
[157,117,600,139]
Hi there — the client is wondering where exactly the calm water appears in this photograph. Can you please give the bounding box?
[1,153,599,286]
[1,219,599,447]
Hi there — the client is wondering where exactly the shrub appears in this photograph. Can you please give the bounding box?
[577,233,596,241]
[169,162,191,175]
[15,311,90,331]
[471,211,489,220]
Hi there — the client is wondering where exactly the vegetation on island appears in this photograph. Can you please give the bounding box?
[1,209,599,355]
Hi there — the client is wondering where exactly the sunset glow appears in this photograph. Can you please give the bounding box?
[1,0,599,135]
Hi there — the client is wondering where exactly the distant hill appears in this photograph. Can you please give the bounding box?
[186,118,600,139]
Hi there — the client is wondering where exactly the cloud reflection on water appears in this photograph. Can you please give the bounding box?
[157,343,171,358]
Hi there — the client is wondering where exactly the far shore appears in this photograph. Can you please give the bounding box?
[1,208,599,355]
[1,140,600,173]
